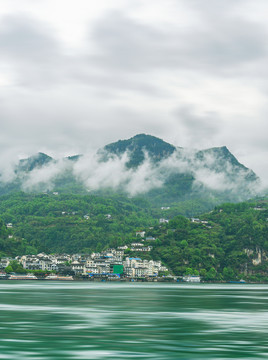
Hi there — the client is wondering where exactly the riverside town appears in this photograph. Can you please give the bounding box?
[0,247,201,282]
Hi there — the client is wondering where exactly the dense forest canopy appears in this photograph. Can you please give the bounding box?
[0,192,156,255]
[0,191,268,281]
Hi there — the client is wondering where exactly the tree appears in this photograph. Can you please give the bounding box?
[200,269,207,277]
[5,265,13,274]
[180,240,188,249]
[205,267,217,281]
[185,267,193,275]
[7,260,25,274]
[223,267,235,281]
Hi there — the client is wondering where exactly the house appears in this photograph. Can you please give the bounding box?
[159,218,169,224]
[134,267,148,277]
[117,245,128,250]
[191,218,200,223]
[115,249,124,257]
[71,261,84,274]
[136,231,145,238]
[86,266,98,274]
[142,246,152,252]
[131,243,143,247]
[0,258,11,269]
[145,236,156,241]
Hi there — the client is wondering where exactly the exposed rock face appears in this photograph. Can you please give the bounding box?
[252,249,262,266]
[245,247,266,266]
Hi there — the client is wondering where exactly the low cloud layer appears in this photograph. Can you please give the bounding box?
[2,146,261,200]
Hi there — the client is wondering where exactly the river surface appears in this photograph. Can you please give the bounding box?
[0,282,268,359]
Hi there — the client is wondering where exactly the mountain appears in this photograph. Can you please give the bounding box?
[101,133,177,167]
[0,134,261,214]
[99,134,259,207]
[195,146,257,182]
[17,152,53,172]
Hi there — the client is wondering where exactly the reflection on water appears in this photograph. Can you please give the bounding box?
[0,283,268,359]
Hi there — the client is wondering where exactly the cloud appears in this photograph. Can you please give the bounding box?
[173,106,221,148]
[7,144,261,199]
[21,159,72,192]
[0,1,267,187]
[90,8,268,75]
[0,15,65,88]
[73,151,164,196]
[0,149,19,183]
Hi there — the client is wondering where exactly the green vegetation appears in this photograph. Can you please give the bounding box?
[0,192,156,255]
[5,260,25,274]
[102,133,176,168]
[0,134,260,217]
[0,217,30,257]
[1,190,268,282]
[120,198,268,282]
[149,199,268,281]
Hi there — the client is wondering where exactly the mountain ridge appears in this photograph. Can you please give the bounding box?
[14,134,256,178]
[0,134,261,212]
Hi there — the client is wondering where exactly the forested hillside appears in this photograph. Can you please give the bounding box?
[147,199,268,281]
[1,191,268,282]
[0,192,156,255]
[0,217,30,256]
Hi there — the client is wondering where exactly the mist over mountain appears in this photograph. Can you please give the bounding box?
[101,134,177,168]
[0,134,262,211]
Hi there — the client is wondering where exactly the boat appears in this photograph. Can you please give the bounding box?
[182,275,201,283]
[0,272,8,280]
[44,275,74,281]
[9,274,38,280]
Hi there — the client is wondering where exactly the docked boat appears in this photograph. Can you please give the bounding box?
[9,274,38,280]
[182,275,201,283]
[0,272,8,280]
[44,275,74,281]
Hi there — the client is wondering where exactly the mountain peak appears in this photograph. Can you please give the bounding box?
[18,152,53,172]
[102,134,176,167]
[196,146,244,168]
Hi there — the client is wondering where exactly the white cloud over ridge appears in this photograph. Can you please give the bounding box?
[7,146,262,199]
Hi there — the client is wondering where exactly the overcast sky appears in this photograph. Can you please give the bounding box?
[0,0,267,182]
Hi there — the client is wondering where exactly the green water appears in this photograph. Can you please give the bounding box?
[0,282,268,359]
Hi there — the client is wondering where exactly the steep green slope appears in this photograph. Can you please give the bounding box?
[0,192,156,255]
[0,217,31,257]
[145,198,268,281]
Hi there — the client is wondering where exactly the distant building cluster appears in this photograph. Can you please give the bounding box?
[0,247,169,278]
